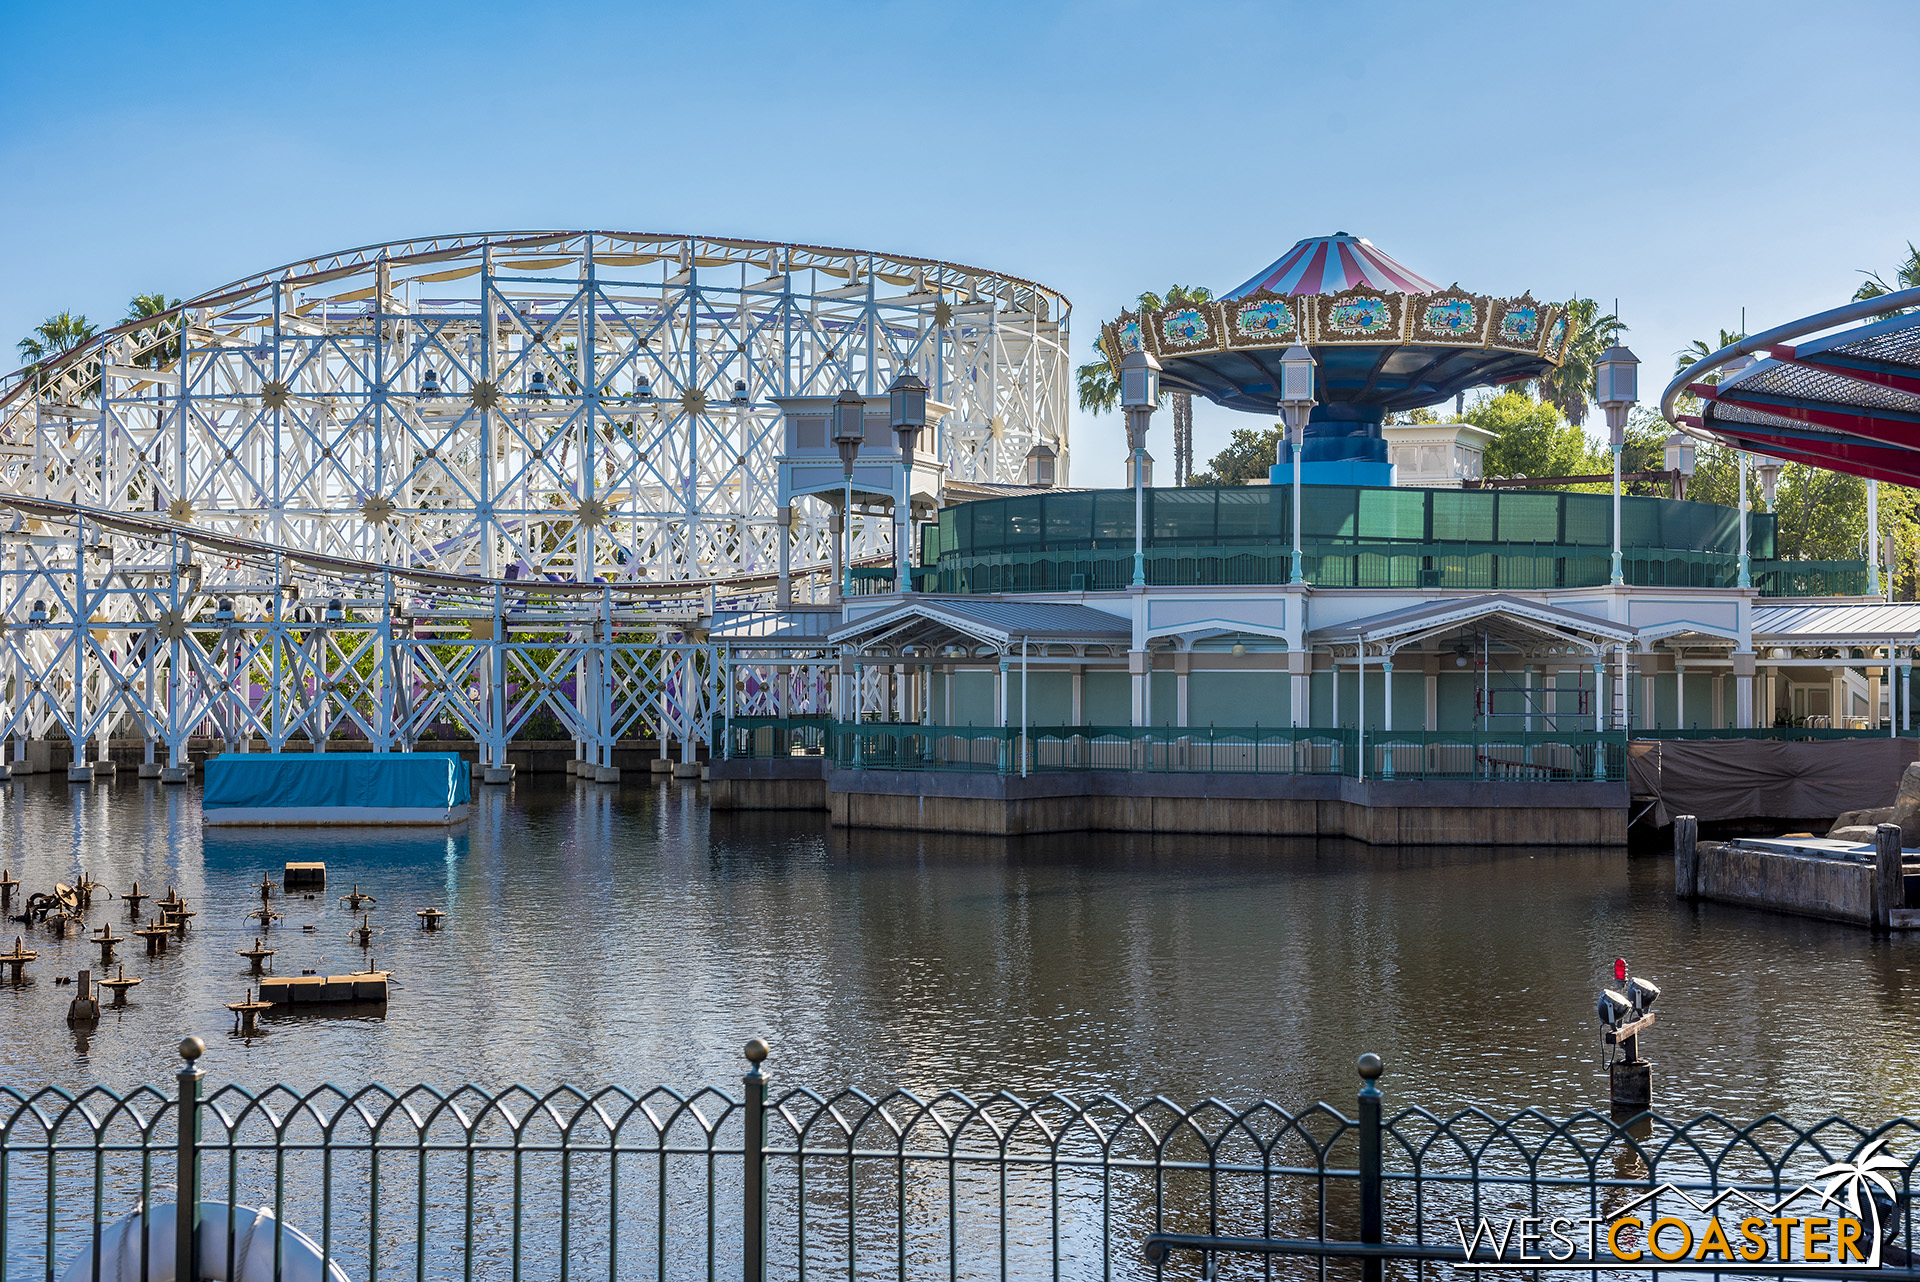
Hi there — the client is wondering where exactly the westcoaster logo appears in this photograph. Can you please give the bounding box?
[1455,1138,1903,1270]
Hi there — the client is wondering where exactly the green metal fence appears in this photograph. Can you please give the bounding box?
[915,484,1872,597]
[719,719,1629,782]
[916,543,1808,594]
[13,1043,1920,1281]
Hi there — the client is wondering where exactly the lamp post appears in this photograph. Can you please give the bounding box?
[1737,450,1751,588]
[1869,479,1883,597]
[888,370,927,594]
[1662,432,1696,501]
[832,388,866,603]
[1595,342,1640,586]
[1279,345,1317,585]
[1120,349,1161,589]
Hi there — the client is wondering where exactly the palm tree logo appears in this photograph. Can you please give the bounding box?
[1816,1136,1907,1262]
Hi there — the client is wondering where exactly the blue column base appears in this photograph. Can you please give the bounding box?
[1269,459,1397,488]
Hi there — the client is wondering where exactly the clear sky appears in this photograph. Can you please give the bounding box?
[2,0,1915,486]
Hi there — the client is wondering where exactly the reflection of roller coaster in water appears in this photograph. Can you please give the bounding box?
[0,232,1071,771]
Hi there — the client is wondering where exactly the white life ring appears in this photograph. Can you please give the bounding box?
[58,1200,352,1282]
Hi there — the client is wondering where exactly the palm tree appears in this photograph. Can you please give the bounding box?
[1674,328,1747,380]
[1853,243,1920,303]
[125,292,182,368]
[1533,298,1622,427]
[1078,285,1213,484]
[16,310,96,369]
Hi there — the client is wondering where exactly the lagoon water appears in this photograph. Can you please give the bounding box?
[2,774,1918,1125]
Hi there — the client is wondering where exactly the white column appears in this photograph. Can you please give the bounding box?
[1870,480,1883,596]
[1424,669,1437,731]
[1174,653,1189,728]
[776,506,792,609]
[1712,673,1725,729]
[1904,660,1912,733]
[1129,649,1147,727]
[1382,658,1393,731]
[1523,664,1535,732]
[1676,662,1686,730]
[1070,665,1084,725]
[996,658,1007,728]
[1291,650,1309,729]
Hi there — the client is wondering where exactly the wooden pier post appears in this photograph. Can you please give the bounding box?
[1876,823,1904,931]
[1674,814,1699,900]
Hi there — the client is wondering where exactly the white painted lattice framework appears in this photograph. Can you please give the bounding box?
[0,233,1069,768]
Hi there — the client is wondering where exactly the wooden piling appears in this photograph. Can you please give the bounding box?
[1674,814,1698,900]
[1876,823,1905,931]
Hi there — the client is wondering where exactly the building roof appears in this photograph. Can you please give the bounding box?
[1308,593,1637,652]
[1222,233,1439,300]
[830,598,1130,653]
[1752,602,1920,644]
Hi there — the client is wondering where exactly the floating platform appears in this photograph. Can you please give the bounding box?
[258,969,391,1004]
[202,753,469,826]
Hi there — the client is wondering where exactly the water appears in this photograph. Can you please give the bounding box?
[2,774,1919,1124]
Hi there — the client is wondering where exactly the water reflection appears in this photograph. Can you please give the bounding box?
[0,774,1917,1126]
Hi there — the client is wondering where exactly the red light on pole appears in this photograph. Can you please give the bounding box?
[1613,958,1628,984]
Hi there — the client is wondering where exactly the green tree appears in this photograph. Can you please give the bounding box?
[1465,390,1606,486]
[1191,424,1285,487]
[16,310,96,368]
[1534,298,1622,426]
[1674,328,1747,379]
[125,292,182,367]
[1853,242,1920,303]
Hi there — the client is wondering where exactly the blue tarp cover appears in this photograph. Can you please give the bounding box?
[202,753,471,810]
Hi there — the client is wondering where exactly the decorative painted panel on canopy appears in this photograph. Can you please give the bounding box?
[1098,233,1570,416]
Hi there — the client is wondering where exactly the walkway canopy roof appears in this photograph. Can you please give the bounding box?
[829,599,1131,657]
[1307,594,1637,656]
[1664,288,1920,486]
[1752,602,1920,648]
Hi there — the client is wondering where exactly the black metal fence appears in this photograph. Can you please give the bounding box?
[9,1040,1920,1281]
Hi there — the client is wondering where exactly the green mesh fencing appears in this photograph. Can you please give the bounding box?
[933,485,1776,559]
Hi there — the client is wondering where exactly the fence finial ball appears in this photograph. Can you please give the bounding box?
[744,1038,771,1064]
[1357,1052,1383,1080]
[179,1036,205,1062]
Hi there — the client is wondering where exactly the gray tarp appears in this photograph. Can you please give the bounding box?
[1628,738,1920,826]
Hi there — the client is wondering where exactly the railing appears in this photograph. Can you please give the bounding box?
[721,720,1629,781]
[918,543,1871,597]
[12,1042,1920,1281]
[1638,726,1918,741]
[716,715,832,759]
[1754,559,1874,597]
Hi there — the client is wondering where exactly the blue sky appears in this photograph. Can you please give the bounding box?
[2,0,1915,486]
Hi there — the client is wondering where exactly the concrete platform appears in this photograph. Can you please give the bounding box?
[708,758,1627,846]
[482,764,516,785]
[260,970,390,1004]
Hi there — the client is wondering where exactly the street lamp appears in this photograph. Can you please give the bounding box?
[832,387,866,602]
[888,370,927,594]
[1662,432,1697,500]
[1754,457,1785,508]
[1595,342,1641,586]
[1120,349,1161,589]
[1279,345,1317,585]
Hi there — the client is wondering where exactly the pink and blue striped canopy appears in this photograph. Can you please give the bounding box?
[1222,232,1437,299]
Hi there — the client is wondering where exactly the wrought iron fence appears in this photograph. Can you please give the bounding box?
[717,719,1629,782]
[12,1042,1919,1281]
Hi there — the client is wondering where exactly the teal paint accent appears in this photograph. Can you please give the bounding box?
[1006,670,1073,725]
[1187,671,1290,728]
[1083,671,1131,724]
[1149,671,1176,725]
[949,670,996,727]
